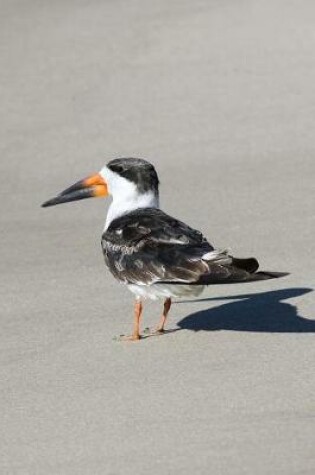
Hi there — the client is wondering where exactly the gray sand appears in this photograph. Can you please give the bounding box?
[1,1,314,474]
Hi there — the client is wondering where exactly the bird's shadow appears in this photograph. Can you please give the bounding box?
[176,288,314,333]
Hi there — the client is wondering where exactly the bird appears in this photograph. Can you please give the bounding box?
[42,157,281,341]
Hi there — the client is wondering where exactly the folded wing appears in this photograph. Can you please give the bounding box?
[101,208,259,286]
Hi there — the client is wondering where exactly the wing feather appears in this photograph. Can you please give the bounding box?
[102,208,213,285]
[101,208,258,286]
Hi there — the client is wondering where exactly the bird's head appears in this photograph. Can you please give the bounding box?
[41,158,159,208]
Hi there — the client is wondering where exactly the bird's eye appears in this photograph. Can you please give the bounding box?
[115,165,124,174]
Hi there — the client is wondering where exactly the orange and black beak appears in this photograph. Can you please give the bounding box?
[41,173,108,208]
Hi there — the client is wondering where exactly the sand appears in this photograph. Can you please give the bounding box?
[1,1,314,473]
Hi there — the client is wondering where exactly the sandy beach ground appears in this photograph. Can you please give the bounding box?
[1,1,314,473]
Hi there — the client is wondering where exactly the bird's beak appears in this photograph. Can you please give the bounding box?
[41,173,108,208]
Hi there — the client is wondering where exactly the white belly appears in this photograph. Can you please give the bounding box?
[127,283,205,300]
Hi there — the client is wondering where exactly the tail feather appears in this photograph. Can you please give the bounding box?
[232,257,259,273]
[252,271,290,280]
[198,269,289,286]
[158,249,288,286]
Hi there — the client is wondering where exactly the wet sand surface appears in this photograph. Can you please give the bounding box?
[1,1,314,473]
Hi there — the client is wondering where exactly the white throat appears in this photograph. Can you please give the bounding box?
[100,166,159,230]
[105,190,159,229]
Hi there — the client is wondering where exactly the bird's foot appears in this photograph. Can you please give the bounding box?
[143,327,165,336]
[113,334,142,342]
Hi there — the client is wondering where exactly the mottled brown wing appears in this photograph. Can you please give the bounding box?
[101,208,214,285]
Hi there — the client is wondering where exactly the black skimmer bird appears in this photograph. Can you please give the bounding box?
[42,157,280,341]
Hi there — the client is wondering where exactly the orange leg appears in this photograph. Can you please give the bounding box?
[152,297,172,334]
[118,299,143,341]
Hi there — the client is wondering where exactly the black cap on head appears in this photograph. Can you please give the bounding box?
[107,157,159,194]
